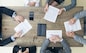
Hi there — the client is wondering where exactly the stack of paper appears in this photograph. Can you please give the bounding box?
[64,19,81,32]
[44,5,60,23]
[46,30,62,39]
[14,19,32,37]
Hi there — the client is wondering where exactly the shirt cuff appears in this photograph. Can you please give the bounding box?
[12,12,17,18]
[60,38,63,42]
[11,36,16,41]
[63,8,66,11]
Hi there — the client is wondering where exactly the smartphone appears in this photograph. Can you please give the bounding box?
[29,11,34,20]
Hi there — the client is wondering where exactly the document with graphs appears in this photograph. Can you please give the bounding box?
[14,19,32,37]
[46,30,62,39]
[64,19,81,32]
[44,5,60,23]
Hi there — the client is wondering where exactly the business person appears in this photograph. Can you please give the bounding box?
[69,10,86,24]
[65,10,86,44]
[0,31,22,46]
[24,0,40,7]
[13,45,36,53]
[44,0,76,15]
[66,32,86,45]
[40,35,71,53]
[0,7,24,40]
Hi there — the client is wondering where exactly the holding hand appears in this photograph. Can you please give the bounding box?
[58,8,65,15]
[13,31,22,39]
[49,35,62,43]
[14,15,24,23]
[69,18,76,25]
[66,32,75,38]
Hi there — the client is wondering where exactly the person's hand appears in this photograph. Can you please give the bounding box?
[69,18,76,25]
[23,48,29,53]
[58,8,64,15]
[49,35,62,43]
[66,32,75,38]
[28,2,36,6]
[14,15,24,23]
[13,31,22,39]
[18,50,22,53]
[44,4,49,13]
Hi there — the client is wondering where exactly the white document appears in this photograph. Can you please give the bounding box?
[46,30,62,39]
[64,19,81,32]
[14,19,32,37]
[44,5,60,23]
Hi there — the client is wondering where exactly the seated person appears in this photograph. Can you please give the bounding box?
[40,35,71,53]
[0,31,22,46]
[13,45,36,53]
[44,0,76,15]
[0,7,24,40]
[66,32,86,45]
[68,10,86,34]
[24,0,40,7]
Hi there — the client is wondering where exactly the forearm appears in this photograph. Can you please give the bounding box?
[74,35,86,44]
[74,10,86,19]
[40,39,50,53]
[61,39,71,53]
[0,37,13,46]
[1,7,16,17]
[64,0,76,11]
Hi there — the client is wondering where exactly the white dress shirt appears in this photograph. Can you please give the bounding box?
[24,0,40,7]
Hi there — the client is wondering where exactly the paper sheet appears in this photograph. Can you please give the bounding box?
[44,5,60,23]
[64,19,81,32]
[14,19,32,37]
[46,30,62,39]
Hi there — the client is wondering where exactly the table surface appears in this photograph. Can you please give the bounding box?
[2,6,84,47]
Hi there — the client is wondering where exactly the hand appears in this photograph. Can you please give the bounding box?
[13,31,22,39]
[69,18,76,25]
[14,15,24,23]
[58,8,64,15]
[66,32,75,38]
[18,50,22,53]
[44,4,48,13]
[49,35,62,43]
[28,2,36,6]
[23,48,29,53]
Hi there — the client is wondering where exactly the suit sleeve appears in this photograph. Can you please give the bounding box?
[0,7,15,17]
[0,37,13,46]
[13,45,20,53]
[61,39,71,53]
[74,35,86,44]
[74,10,86,19]
[40,39,50,53]
[64,0,76,11]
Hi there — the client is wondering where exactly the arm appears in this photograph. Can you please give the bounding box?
[74,10,86,19]
[0,7,16,17]
[0,36,14,46]
[29,46,36,53]
[0,31,22,46]
[74,35,86,44]
[40,39,50,53]
[64,0,76,11]
[13,45,20,53]
[61,39,71,53]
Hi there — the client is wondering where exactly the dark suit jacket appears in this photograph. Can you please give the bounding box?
[0,37,13,46]
[13,45,36,53]
[40,39,71,53]
[0,7,15,39]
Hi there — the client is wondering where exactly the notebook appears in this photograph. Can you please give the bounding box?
[46,30,62,39]
[14,19,32,37]
[64,19,81,32]
[44,5,60,23]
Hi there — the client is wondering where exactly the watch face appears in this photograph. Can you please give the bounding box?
[29,11,34,20]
